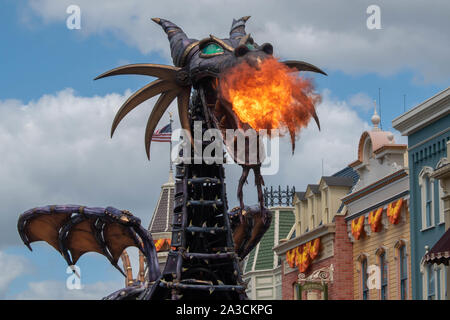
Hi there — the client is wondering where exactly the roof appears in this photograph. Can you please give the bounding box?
[322,176,354,187]
[392,87,450,136]
[295,192,306,201]
[352,130,406,166]
[307,184,320,195]
[148,172,175,234]
[332,166,359,184]
[244,208,295,273]
[331,166,359,213]
[424,228,450,265]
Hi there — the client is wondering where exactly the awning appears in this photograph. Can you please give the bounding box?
[424,228,450,266]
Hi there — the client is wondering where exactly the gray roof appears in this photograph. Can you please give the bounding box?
[148,177,175,233]
[308,184,320,194]
[295,192,306,201]
[331,166,359,213]
[332,166,359,184]
[322,176,355,187]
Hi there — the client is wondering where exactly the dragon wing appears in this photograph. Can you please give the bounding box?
[17,205,161,281]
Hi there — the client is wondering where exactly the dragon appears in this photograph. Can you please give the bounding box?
[17,16,325,300]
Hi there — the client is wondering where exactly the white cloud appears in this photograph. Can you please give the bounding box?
[14,280,123,300]
[0,251,30,298]
[24,0,450,83]
[348,92,374,112]
[0,88,177,247]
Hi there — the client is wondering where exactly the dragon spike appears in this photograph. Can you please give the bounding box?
[110,79,178,138]
[177,87,194,147]
[230,16,251,40]
[311,108,321,131]
[282,60,328,76]
[145,89,179,160]
[94,63,180,81]
[151,18,198,67]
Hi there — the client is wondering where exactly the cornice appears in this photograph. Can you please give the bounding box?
[392,87,450,136]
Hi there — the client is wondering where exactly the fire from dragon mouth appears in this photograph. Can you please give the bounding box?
[219,58,321,138]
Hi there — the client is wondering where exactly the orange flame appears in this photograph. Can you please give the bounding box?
[219,58,321,137]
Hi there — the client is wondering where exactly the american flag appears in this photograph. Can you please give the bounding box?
[151,123,172,142]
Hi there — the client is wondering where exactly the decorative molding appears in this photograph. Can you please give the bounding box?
[392,87,450,136]
[342,170,408,205]
[298,264,334,284]
[345,190,409,222]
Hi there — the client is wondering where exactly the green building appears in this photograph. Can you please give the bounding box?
[243,206,295,300]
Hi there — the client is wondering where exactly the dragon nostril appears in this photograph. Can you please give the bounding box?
[234,45,250,57]
[260,43,273,55]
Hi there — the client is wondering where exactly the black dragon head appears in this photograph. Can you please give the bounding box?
[95,17,325,161]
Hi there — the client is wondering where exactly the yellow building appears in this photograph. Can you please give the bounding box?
[343,108,412,300]
[274,168,358,300]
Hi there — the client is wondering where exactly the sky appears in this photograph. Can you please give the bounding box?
[0,0,449,299]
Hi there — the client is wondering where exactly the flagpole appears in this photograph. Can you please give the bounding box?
[169,112,173,174]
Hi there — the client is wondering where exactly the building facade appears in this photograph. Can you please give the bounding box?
[392,87,449,299]
[344,110,411,300]
[273,167,358,300]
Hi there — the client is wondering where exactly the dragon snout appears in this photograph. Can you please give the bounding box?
[234,43,274,70]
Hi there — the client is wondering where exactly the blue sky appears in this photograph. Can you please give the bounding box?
[1,0,448,299]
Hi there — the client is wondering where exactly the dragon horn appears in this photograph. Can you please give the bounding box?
[230,16,251,40]
[151,18,198,67]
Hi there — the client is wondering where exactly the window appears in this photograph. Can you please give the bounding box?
[419,167,434,229]
[293,283,299,300]
[427,264,435,300]
[399,245,408,300]
[438,182,444,224]
[323,189,330,224]
[380,252,388,300]
[425,176,432,226]
[364,138,373,163]
[362,258,369,300]
[439,265,447,300]
[436,159,446,224]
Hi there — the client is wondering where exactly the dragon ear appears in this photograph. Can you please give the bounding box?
[230,16,251,40]
[151,18,199,67]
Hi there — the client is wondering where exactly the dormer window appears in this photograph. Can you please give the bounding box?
[363,138,374,163]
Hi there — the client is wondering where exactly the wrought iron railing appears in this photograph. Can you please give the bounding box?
[263,185,295,207]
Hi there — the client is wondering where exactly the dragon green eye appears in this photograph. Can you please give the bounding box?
[202,43,224,55]
[246,43,255,50]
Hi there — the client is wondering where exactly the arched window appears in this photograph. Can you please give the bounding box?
[377,249,388,300]
[420,258,446,300]
[363,138,373,164]
[358,255,369,300]
[293,283,299,300]
[397,243,408,300]
[419,167,434,229]
[427,264,436,300]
